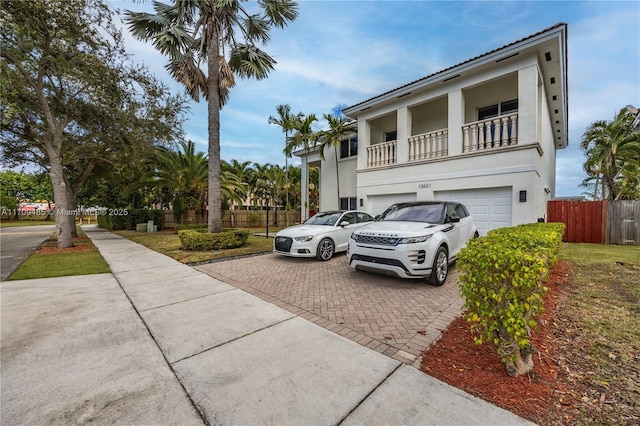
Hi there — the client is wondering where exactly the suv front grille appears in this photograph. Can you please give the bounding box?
[353,234,399,246]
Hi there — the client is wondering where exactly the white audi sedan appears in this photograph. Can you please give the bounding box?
[274,210,374,261]
[348,201,478,285]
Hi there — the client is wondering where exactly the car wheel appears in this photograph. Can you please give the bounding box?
[316,238,335,261]
[428,246,448,286]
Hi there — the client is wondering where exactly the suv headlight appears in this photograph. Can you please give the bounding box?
[398,235,432,244]
[294,235,314,242]
[350,233,358,241]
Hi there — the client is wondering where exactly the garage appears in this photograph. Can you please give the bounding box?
[368,193,417,216]
[435,187,512,235]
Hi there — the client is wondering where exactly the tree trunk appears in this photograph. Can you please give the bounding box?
[207,29,222,233]
[503,347,534,377]
[48,159,74,249]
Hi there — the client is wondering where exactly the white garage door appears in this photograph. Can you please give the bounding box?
[435,187,512,235]
[368,193,417,216]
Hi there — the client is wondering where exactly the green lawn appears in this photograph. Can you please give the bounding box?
[7,233,110,280]
[115,228,281,264]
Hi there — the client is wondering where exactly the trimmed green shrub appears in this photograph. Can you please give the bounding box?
[457,222,564,376]
[178,229,250,251]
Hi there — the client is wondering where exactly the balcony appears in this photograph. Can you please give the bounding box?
[408,129,448,161]
[367,141,396,167]
[364,113,519,168]
[462,113,518,152]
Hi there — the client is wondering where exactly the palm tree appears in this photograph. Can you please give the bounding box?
[318,111,356,208]
[269,104,304,221]
[125,0,299,233]
[581,108,640,200]
[155,140,208,218]
[220,161,246,211]
[285,114,318,220]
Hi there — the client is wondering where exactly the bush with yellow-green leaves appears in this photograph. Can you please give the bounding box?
[457,222,565,376]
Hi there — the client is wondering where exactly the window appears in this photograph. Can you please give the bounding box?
[339,136,358,159]
[356,212,374,223]
[478,99,518,120]
[384,130,397,142]
[341,212,357,224]
[340,197,357,210]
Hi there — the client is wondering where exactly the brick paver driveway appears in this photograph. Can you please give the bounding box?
[196,252,464,365]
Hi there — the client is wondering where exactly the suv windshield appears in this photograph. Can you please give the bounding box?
[305,211,342,226]
[378,203,445,224]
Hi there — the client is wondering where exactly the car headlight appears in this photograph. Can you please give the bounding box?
[398,235,432,244]
[294,235,314,242]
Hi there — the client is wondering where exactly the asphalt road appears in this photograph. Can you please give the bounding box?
[0,225,55,281]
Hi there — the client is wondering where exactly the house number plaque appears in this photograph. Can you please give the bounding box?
[418,183,432,189]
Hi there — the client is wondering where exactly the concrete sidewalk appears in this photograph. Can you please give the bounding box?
[1,225,534,425]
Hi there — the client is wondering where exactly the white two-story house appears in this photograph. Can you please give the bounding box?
[295,23,568,235]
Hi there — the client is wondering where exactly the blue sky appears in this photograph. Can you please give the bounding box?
[111,0,640,197]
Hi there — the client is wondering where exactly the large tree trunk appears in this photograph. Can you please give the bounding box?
[207,29,222,233]
[48,159,74,249]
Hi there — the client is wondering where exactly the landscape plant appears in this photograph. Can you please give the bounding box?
[457,222,564,376]
[178,228,249,251]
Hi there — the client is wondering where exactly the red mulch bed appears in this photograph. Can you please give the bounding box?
[37,236,94,254]
[420,262,584,424]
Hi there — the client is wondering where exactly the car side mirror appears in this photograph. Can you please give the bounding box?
[339,221,350,227]
[446,216,461,223]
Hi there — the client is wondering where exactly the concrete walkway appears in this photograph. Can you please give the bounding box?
[1,225,534,425]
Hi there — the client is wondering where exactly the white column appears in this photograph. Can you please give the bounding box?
[396,107,410,164]
[357,119,370,171]
[300,155,309,221]
[448,89,464,156]
[517,65,539,144]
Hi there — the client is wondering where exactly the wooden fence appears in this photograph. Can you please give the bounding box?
[547,200,640,245]
[162,209,301,229]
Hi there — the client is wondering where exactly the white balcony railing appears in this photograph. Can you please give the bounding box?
[462,113,518,152]
[367,140,397,167]
[408,129,448,161]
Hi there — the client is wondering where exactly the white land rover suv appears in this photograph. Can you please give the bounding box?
[347,201,478,286]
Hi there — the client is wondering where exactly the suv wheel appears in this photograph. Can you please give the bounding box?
[428,246,448,286]
[316,238,335,261]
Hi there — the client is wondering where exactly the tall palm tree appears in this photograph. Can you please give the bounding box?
[318,111,356,208]
[269,104,304,220]
[581,108,640,200]
[125,0,298,233]
[285,114,318,220]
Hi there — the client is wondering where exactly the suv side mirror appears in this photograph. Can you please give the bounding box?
[446,216,461,223]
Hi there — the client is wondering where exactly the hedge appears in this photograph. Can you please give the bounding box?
[96,209,163,231]
[178,229,250,251]
[457,222,565,376]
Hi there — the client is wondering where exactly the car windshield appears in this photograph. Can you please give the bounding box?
[304,211,342,226]
[378,204,445,224]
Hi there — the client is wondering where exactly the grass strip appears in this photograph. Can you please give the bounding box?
[7,230,111,280]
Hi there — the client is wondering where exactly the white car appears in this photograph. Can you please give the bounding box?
[274,210,374,261]
[347,201,478,285]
